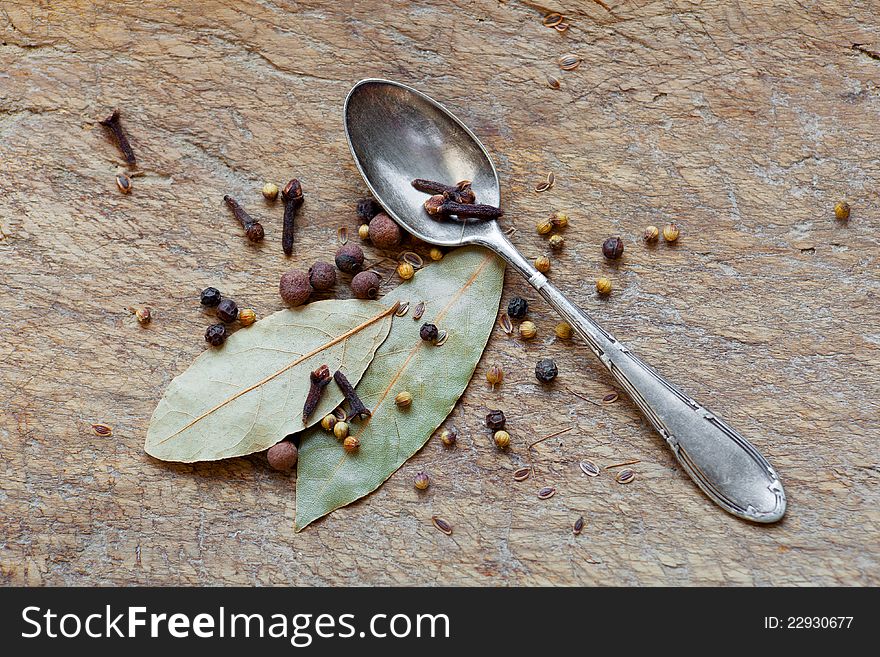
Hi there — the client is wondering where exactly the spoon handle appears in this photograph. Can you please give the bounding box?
[492,239,786,522]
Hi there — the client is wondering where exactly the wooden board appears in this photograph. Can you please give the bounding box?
[1,0,878,586]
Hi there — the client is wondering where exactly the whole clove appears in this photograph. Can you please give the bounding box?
[423,195,503,220]
[99,109,136,167]
[303,365,332,423]
[281,179,304,256]
[411,178,476,204]
[333,370,371,421]
[223,195,265,242]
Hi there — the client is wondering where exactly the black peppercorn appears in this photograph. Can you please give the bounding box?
[535,358,558,383]
[420,322,439,343]
[335,243,365,274]
[205,323,227,346]
[200,287,222,307]
[486,409,506,430]
[356,197,381,223]
[216,298,239,323]
[309,261,337,290]
[602,236,624,259]
[507,296,529,319]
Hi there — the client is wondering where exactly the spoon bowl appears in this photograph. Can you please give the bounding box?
[344,79,504,247]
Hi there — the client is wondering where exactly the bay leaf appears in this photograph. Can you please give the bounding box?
[145,299,396,463]
[295,246,504,530]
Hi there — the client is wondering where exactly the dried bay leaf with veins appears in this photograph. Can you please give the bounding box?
[295,247,504,530]
[145,299,396,462]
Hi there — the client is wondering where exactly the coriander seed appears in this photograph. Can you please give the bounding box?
[486,409,506,430]
[486,364,504,388]
[549,234,565,250]
[133,306,152,325]
[536,218,553,235]
[414,471,430,490]
[334,421,349,440]
[662,222,680,242]
[216,298,239,323]
[395,391,413,408]
[550,211,569,229]
[555,322,572,339]
[519,320,537,340]
[535,358,558,383]
[321,414,337,431]
[834,201,850,221]
[535,255,551,273]
[343,435,359,452]
[204,323,227,347]
[440,427,457,447]
[358,224,370,240]
[429,247,444,261]
[397,261,415,280]
[602,236,624,259]
[493,430,511,449]
[596,277,612,295]
[238,308,256,326]
[262,182,279,201]
[644,225,659,241]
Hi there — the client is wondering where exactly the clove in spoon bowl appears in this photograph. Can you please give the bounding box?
[344,78,786,523]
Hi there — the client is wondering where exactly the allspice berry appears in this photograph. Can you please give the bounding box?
[335,243,365,274]
[493,430,511,449]
[662,222,680,242]
[602,236,625,259]
[549,234,565,250]
[535,218,553,235]
[555,322,572,339]
[343,435,360,452]
[596,277,612,295]
[414,471,430,490]
[351,270,381,299]
[644,225,659,242]
[429,247,444,261]
[267,440,298,471]
[395,391,413,408]
[397,261,415,280]
[321,414,337,431]
[262,182,279,201]
[358,224,370,240]
[368,213,402,249]
[535,256,551,273]
[279,269,312,306]
[834,201,850,221]
[334,421,350,440]
[308,261,337,290]
[440,427,458,447]
[238,308,257,326]
[519,320,537,340]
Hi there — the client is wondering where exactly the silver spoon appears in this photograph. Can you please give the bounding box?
[344,78,786,523]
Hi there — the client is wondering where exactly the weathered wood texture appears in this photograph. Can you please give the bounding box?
[1,0,878,586]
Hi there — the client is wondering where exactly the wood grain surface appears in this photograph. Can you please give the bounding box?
[1,0,878,586]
